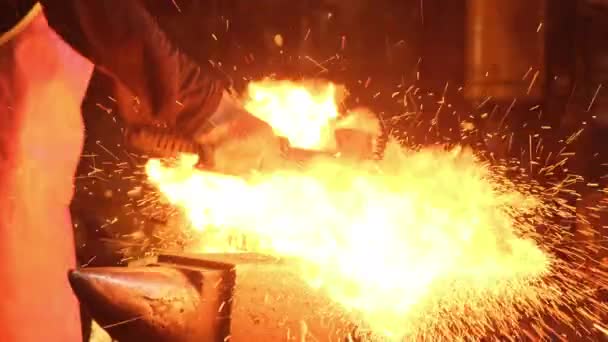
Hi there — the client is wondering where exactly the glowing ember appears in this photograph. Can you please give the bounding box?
[144,80,564,339]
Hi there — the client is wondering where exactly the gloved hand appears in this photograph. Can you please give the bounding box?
[194,90,285,174]
[124,88,282,173]
[194,90,275,145]
[39,0,277,156]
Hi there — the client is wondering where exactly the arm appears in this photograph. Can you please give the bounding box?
[39,0,227,136]
[40,0,276,148]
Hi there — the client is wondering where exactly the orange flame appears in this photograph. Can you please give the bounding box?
[243,80,341,150]
[146,80,554,339]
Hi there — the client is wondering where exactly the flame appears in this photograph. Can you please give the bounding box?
[146,80,556,339]
[243,80,341,150]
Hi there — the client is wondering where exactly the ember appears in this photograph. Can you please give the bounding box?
[144,80,597,340]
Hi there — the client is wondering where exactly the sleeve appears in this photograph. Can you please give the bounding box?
[39,0,228,136]
[0,1,40,46]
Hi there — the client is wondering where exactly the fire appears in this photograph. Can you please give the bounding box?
[146,80,558,339]
[243,80,341,150]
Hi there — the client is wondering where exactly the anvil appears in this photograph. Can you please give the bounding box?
[69,253,363,342]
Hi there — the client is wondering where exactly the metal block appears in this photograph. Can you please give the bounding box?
[157,253,357,342]
[70,253,358,341]
[69,258,234,341]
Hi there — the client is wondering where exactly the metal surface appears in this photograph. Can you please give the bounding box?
[465,0,546,102]
[71,253,360,342]
[159,253,359,342]
[69,261,234,342]
[335,128,375,160]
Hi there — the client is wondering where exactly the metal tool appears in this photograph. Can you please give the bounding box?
[125,126,214,162]
[125,125,383,170]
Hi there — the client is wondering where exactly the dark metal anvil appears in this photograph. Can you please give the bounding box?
[69,253,360,342]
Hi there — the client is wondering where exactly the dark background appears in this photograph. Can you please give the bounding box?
[2,2,607,339]
[3,0,605,264]
[71,0,601,265]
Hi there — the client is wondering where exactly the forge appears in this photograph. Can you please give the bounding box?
[70,253,363,342]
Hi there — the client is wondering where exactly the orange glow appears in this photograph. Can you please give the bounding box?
[146,80,555,339]
[243,80,342,151]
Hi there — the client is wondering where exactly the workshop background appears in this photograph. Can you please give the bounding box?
[2,0,608,341]
[70,0,605,268]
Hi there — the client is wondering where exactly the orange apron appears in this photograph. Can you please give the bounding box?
[0,5,93,341]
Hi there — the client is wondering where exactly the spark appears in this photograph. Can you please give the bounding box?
[527,70,540,95]
[96,140,119,161]
[145,80,608,340]
[170,0,181,12]
[498,98,517,130]
[420,0,424,24]
[587,84,603,112]
[102,316,145,329]
[304,56,328,73]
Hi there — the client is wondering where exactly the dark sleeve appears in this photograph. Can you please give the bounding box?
[0,0,37,33]
[39,0,227,134]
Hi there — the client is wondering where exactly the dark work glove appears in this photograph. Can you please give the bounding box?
[37,0,279,173]
[39,0,229,137]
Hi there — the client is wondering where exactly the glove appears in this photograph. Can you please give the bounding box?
[193,90,285,174]
[40,0,278,157]
[194,90,275,145]
[38,0,231,136]
[38,0,280,173]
